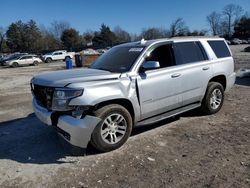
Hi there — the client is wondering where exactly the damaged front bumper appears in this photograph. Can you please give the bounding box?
[32,98,101,148]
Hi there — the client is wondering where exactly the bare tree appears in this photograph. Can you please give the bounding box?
[0,27,6,53]
[170,18,189,37]
[140,27,170,40]
[206,11,221,36]
[113,26,131,42]
[130,33,140,41]
[223,4,243,38]
[50,20,70,39]
[82,30,95,46]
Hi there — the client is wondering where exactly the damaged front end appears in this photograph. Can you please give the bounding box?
[31,84,101,149]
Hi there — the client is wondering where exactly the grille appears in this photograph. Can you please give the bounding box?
[32,84,54,110]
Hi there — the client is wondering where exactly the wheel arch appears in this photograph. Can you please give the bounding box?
[208,75,226,90]
[94,98,135,124]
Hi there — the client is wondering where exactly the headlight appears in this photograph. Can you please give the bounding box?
[52,88,83,111]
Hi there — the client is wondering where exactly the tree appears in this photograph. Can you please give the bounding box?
[223,4,243,38]
[113,26,131,43]
[187,30,207,36]
[233,16,250,38]
[50,20,70,39]
[140,27,169,40]
[170,18,189,37]
[206,12,221,36]
[0,27,6,53]
[130,33,140,41]
[6,21,25,52]
[82,30,95,46]
[24,20,42,51]
[61,28,81,49]
[40,24,63,51]
[92,24,117,47]
[6,20,42,52]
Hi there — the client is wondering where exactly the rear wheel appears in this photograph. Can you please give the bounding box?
[33,61,39,66]
[12,62,18,68]
[91,104,133,152]
[201,82,224,114]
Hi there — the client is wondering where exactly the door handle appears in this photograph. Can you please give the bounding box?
[171,73,181,78]
[202,66,210,71]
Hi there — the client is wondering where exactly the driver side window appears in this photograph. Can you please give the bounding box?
[145,44,175,69]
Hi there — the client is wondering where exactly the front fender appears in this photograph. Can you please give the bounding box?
[67,78,141,122]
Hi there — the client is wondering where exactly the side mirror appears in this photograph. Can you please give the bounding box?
[141,61,160,71]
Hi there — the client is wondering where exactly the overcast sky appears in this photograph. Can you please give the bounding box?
[1,0,250,34]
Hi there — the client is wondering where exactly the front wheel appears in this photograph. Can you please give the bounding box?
[12,62,18,68]
[201,82,224,115]
[45,58,52,63]
[91,104,133,152]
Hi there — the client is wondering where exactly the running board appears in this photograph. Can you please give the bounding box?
[136,103,201,126]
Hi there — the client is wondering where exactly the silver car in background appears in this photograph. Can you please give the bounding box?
[4,54,43,67]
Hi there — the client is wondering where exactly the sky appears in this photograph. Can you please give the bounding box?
[1,0,250,34]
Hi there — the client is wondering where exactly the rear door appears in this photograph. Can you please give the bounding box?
[173,41,212,106]
[53,52,64,60]
[19,56,33,65]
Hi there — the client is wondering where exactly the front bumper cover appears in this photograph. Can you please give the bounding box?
[32,98,101,148]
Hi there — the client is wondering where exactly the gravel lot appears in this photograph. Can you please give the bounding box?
[0,45,250,188]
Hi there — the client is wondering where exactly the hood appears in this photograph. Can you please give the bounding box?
[32,68,120,87]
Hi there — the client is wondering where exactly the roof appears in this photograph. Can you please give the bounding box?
[117,36,225,48]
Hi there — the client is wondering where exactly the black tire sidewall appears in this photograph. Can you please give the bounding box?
[91,104,133,152]
[33,61,38,66]
[12,62,18,67]
[202,82,224,114]
[46,58,52,63]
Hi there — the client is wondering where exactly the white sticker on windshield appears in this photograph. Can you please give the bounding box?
[129,48,143,52]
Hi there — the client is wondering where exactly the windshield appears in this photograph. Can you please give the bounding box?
[90,46,144,73]
[7,54,21,60]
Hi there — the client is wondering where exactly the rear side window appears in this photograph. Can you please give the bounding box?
[174,42,208,65]
[207,40,231,58]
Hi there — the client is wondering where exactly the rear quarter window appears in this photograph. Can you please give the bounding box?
[207,40,231,58]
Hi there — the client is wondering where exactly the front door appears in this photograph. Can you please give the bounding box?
[136,44,182,119]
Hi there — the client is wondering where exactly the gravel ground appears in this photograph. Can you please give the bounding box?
[0,45,249,188]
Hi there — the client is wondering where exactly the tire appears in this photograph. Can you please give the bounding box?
[33,61,39,66]
[45,58,52,63]
[12,62,18,68]
[201,82,224,115]
[91,104,133,152]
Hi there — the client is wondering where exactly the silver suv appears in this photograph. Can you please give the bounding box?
[31,37,236,152]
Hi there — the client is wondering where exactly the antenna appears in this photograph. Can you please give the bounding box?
[140,38,147,44]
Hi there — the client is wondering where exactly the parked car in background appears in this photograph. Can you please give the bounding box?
[231,38,242,45]
[4,54,42,67]
[0,53,28,65]
[42,50,75,63]
[241,40,248,44]
[226,40,231,45]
